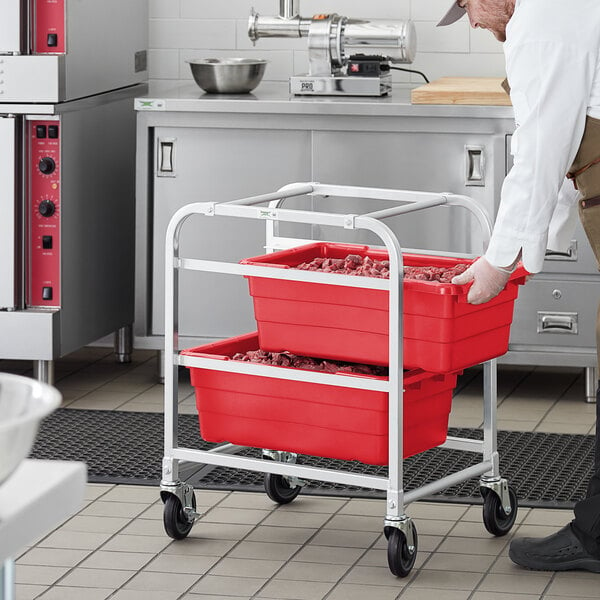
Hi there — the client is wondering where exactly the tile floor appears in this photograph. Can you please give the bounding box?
[1,346,598,600]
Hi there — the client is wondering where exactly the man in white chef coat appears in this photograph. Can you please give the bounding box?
[439,0,600,573]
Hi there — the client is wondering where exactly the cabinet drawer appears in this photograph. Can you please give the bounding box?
[510,279,597,348]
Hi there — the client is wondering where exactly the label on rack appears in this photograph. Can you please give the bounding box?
[34,0,66,54]
[28,119,61,308]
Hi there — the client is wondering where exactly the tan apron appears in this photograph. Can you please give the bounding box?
[568,115,600,372]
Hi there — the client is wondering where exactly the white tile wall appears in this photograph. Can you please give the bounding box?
[148,0,507,85]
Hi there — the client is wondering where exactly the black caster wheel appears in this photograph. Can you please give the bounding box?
[264,473,302,504]
[482,485,518,536]
[163,492,196,540]
[385,522,418,577]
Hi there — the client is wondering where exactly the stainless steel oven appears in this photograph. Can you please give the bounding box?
[0,86,146,382]
[0,1,147,383]
[0,0,147,102]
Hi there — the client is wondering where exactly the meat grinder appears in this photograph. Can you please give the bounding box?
[248,0,416,96]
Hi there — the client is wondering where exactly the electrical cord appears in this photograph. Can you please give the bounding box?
[388,66,429,83]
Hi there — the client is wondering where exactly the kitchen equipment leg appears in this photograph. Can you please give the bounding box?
[0,558,15,600]
[114,325,132,364]
[157,350,165,384]
[33,360,54,385]
[585,366,597,404]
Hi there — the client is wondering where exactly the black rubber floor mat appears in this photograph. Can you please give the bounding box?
[30,409,594,509]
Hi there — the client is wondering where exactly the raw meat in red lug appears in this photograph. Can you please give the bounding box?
[231,348,388,376]
[295,253,469,282]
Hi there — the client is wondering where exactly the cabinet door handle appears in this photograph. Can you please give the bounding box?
[157,138,176,177]
[545,240,578,261]
[465,145,485,186]
[537,311,578,334]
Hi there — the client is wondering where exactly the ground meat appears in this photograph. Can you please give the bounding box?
[231,349,388,376]
[296,254,390,277]
[403,263,469,282]
[294,253,469,282]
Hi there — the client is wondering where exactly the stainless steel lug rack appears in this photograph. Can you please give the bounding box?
[161,182,519,577]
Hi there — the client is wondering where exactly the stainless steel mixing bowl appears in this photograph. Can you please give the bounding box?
[0,373,61,486]
[187,58,268,94]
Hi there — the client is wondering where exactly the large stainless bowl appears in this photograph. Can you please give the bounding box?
[0,374,61,486]
[187,58,267,94]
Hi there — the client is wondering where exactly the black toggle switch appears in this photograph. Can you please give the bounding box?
[48,125,59,139]
[42,286,53,301]
[36,125,47,138]
[47,33,58,47]
[42,235,53,249]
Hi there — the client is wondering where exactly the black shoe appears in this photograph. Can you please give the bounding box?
[509,523,600,572]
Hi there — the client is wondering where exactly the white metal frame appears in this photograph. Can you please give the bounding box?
[162,182,511,539]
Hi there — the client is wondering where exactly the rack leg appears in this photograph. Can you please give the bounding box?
[482,359,499,478]
[161,456,179,486]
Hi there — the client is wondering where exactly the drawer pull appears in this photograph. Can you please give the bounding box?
[537,311,578,334]
[545,240,577,261]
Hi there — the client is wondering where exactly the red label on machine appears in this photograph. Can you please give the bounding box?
[28,120,61,307]
[34,0,66,54]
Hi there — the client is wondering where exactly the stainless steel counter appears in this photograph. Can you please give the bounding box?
[135,82,515,120]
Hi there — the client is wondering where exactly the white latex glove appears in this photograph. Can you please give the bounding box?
[451,257,512,305]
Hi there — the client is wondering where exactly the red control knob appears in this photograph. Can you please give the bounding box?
[39,157,56,175]
[39,199,56,217]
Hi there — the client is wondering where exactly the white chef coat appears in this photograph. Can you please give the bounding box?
[485,0,600,274]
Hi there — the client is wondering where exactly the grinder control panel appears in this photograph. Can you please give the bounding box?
[347,55,390,77]
[29,119,60,308]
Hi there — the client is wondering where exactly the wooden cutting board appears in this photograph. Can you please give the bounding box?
[411,77,512,106]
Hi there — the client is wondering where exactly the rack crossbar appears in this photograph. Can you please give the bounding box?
[441,437,485,453]
[177,354,390,392]
[207,443,245,454]
[403,461,493,504]
[360,197,448,221]
[214,204,360,229]
[172,448,390,490]
[177,258,390,290]
[224,183,314,206]
[309,184,449,203]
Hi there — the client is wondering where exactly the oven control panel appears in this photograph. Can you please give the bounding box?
[29,119,60,308]
[34,0,66,54]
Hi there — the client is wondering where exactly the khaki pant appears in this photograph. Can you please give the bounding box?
[571,116,600,557]
[573,116,600,372]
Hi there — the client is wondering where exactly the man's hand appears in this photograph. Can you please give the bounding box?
[451,257,511,305]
